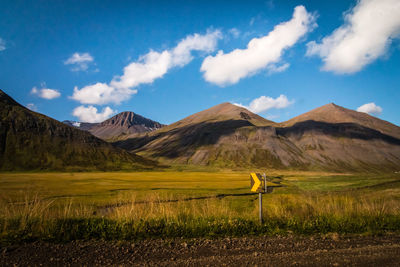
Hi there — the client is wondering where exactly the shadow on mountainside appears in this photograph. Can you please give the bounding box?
[276,120,400,145]
[114,119,400,157]
[113,119,255,158]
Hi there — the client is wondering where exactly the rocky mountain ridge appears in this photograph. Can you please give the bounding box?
[63,111,164,140]
[114,102,400,172]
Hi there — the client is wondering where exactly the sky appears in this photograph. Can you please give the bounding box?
[1,0,400,125]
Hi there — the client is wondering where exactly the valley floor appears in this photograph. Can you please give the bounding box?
[1,170,400,266]
[2,235,400,266]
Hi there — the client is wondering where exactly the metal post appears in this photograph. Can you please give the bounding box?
[263,173,267,193]
[259,192,263,223]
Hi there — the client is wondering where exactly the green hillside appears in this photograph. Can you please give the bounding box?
[0,89,157,171]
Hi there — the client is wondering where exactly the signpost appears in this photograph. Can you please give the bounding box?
[250,172,267,223]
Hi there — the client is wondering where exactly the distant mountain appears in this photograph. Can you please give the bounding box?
[280,103,400,139]
[113,103,294,168]
[88,111,164,140]
[114,102,400,172]
[63,112,164,140]
[159,102,274,131]
[63,120,98,131]
[0,89,157,171]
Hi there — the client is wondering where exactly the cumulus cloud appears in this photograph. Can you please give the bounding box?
[110,30,221,90]
[72,105,116,123]
[31,86,61,99]
[234,94,294,114]
[64,52,94,71]
[71,83,137,105]
[306,0,400,74]
[0,38,5,51]
[200,6,316,86]
[357,102,383,115]
[26,103,38,111]
[72,30,221,105]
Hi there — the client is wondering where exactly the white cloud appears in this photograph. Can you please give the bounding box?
[110,50,172,90]
[200,6,316,86]
[72,105,116,123]
[71,83,137,105]
[306,0,400,74]
[229,28,240,38]
[72,30,221,105]
[31,86,61,99]
[64,52,94,71]
[0,38,5,51]
[26,103,38,111]
[110,30,221,90]
[357,102,383,115]
[234,94,294,114]
[266,63,290,74]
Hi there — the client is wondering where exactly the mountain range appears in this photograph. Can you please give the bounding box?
[1,89,399,172]
[114,102,400,172]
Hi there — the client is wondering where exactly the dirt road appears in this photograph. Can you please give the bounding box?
[2,235,400,266]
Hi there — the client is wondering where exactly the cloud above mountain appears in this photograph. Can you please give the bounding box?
[307,0,400,74]
[234,94,294,114]
[357,102,383,115]
[71,83,137,105]
[31,87,61,99]
[110,30,221,90]
[200,6,317,86]
[72,105,116,123]
[64,52,94,72]
[72,30,221,105]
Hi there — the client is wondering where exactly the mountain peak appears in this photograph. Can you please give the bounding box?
[89,111,164,140]
[326,102,337,107]
[99,111,162,128]
[281,102,400,139]
[315,102,341,110]
[165,102,274,129]
[195,102,244,113]
[282,103,349,126]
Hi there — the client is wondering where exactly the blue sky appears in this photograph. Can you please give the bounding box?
[1,0,399,125]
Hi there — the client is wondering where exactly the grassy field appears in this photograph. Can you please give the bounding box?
[1,170,400,243]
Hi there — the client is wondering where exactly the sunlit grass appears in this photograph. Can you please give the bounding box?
[0,170,399,242]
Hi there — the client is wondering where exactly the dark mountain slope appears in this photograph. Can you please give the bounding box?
[276,120,400,171]
[0,89,157,171]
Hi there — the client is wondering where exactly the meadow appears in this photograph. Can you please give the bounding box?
[1,170,400,243]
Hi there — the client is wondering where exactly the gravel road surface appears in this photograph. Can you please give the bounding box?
[1,235,400,266]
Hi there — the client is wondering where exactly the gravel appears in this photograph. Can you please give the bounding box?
[1,235,400,266]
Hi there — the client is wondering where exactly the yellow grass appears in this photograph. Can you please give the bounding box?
[1,171,399,222]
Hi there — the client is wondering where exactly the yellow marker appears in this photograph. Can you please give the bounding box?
[250,172,261,192]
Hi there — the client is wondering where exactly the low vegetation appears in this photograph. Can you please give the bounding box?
[0,171,399,243]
